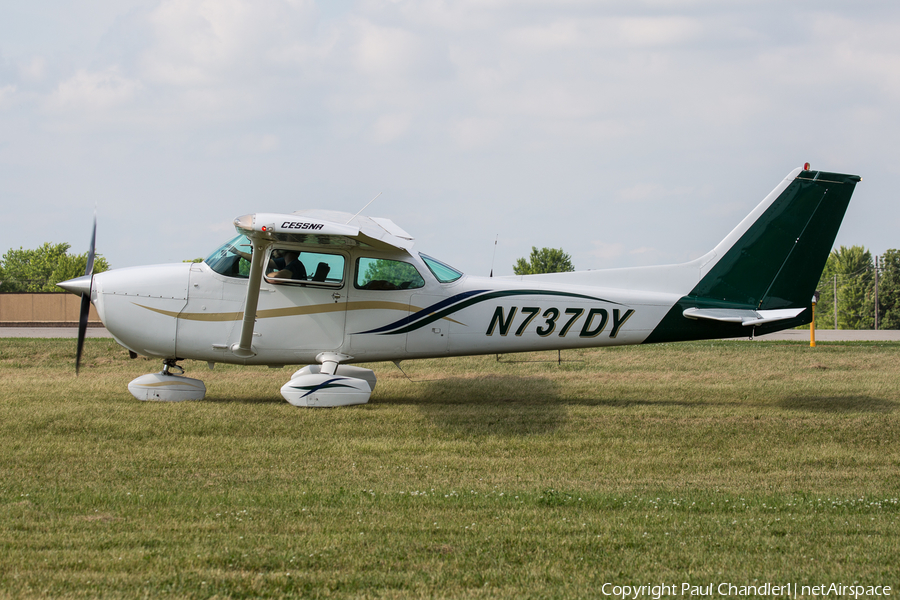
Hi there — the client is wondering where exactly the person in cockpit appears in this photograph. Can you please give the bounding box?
[268,250,307,280]
[227,243,282,275]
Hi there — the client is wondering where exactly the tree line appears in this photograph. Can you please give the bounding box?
[0,243,109,292]
[811,246,900,330]
[2,242,898,330]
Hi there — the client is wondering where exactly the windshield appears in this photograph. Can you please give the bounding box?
[205,234,252,278]
[420,253,463,283]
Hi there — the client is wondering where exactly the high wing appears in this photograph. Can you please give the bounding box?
[229,210,415,357]
[233,210,414,251]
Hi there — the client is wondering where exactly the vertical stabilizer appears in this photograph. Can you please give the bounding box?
[645,167,860,343]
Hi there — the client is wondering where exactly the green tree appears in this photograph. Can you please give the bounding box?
[812,254,837,330]
[513,247,574,275]
[877,249,900,329]
[835,246,874,329]
[812,245,873,329]
[0,242,110,292]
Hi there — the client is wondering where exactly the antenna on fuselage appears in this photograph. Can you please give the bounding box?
[346,192,383,224]
[489,234,498,277]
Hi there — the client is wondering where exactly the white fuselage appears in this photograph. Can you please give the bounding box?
[90,248,682,366]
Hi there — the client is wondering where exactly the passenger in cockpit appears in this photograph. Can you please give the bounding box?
[268,250,307,280]
[268,249,286,271]
[228,244,283,274]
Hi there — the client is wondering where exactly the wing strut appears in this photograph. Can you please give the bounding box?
[232,239,268,358]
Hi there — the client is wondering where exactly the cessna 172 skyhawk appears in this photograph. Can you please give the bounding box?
[59,165,860,407]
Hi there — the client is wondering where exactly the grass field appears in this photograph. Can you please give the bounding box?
[1,338,898,599]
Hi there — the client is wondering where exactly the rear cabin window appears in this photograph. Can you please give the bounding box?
[355,258,425,291]
[266,249,345,286]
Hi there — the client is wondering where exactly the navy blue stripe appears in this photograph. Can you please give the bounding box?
[356,289,488,335]
[354,289,618,335]
[287,377,359,399]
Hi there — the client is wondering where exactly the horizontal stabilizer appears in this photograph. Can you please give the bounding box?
[683,307,805,327]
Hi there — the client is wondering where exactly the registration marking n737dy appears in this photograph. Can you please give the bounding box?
[485,307,635,338]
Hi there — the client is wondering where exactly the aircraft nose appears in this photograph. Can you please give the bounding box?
[57,274,93,295]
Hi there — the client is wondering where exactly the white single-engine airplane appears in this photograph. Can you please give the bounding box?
[59,165,860,407]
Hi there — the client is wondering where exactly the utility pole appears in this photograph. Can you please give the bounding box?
[875,255,879,331]
[810,292,819,347]
[833,274,838,330]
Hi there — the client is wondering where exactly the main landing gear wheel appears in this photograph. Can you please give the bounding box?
[280,353,376,407]
[128,358,207,402]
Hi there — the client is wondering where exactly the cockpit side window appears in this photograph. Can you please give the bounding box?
[355,258,425,291]
[205,235,253,278]
[420,253,463,283]
[265,248,345,287]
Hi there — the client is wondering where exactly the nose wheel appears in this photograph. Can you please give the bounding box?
[128,358,207,402]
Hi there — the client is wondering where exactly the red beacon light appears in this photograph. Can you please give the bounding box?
[803,162,811,171]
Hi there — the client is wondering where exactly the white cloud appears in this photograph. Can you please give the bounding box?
[140,0,320,85]
[616,182,670,203]
[450,117,503,149]
[588,241,626,262]
[615,16,704,47]
[18,56,47,83]
[507,16,704,50]
[614,182,704,209]
[3,2,900,271]
[47,68,142,112]
[248,133,281,153]
[353,21,426,78]
[812,15,900,100]
[0,85,17,109]
[370,113,412,144]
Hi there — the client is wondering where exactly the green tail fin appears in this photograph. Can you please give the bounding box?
[692,169,860,310]
[644,168,860,343]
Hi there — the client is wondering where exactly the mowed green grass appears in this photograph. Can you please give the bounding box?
[1,338,898,598]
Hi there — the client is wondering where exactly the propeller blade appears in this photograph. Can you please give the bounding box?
[76,216,97,375]
[76,294,90,375]
[84,216,96,277]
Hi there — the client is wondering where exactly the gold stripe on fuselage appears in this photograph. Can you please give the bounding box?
[134,301,463,324]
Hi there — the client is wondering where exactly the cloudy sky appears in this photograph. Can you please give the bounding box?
[1,1,897,276]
